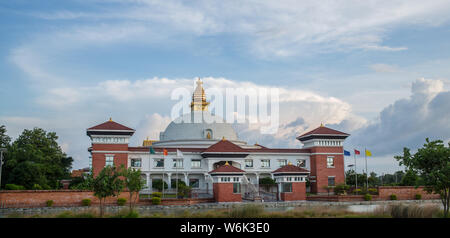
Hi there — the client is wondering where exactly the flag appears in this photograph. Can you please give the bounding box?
[344,150,351,156]
[354,149,360,155]
[163,149,168,156]
[149,146,155,154]
[365,149,372,157]
[176,149,183,157]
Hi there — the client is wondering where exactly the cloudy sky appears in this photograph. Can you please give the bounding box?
[1,0,450,174]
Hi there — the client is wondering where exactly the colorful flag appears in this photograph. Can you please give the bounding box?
[344,150,351,156]
[365,149,372,157]
[176,149,183,157]
[354,149,360,155]
[163,149,168,156]
[149,146,155,154]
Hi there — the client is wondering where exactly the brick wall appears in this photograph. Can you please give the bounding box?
[378,186,440,200]
[0,190,133,208]
[280,182,306,201]
[91,143,129,176]
[309,146,345,194]
[213,183,242,202]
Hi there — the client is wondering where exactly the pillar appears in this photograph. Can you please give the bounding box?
[167,173,172,189]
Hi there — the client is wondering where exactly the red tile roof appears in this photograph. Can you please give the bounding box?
[209,164,245,174]
[297,126,348,138]
[88,120,134,131]
[272,164,310,174]
[202,139,248,153]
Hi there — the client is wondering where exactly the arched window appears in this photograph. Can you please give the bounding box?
[204,129,213,139]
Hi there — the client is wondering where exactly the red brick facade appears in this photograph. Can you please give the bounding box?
[91,143,129,176]
[309,146,345,194]
[213,183,242,202]
[280,182,306,201]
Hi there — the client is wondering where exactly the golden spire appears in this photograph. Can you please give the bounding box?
[320,122,324,127]
[225,161,230,166]
[190,78,210,111]
[288,162,292,165]
[222,136,226,141]
[109,117,112,122]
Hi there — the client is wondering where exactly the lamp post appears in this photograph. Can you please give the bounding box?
[0,148,6,189]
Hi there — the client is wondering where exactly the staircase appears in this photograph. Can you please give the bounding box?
[242,175,262,202]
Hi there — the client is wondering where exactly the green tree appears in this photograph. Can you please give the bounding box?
[92,166,124,217]
[152,179,168,191]
[400,169,420,186]
[0,125,11,148]
[1,128,73,189]
[395,139,450,217]
[121,166,145,210]
[345,170,367,188]
[368,172,380,187]
[70,170,94,190]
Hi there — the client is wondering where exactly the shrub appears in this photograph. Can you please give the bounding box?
[415,194,422,200]
[259,177,276,185]
[364,194,372,201]
[152,197,161,205]
[390,194,397,200]
[5,184,26,190]
[32,184,43,190]
[152,192,162,198]
[333,184,350,195]
[368,188,378,195]
[152,179,168,191]
[46,200,54,207]
[353,189,362,195]
[81,198,92,206]
[117,198,127,206]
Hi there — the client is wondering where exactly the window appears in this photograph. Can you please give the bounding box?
[220,177,231,182]
[279,159,287,167]
[173,159,183,168]
[261,159,270,168]
[245,159,253,168]
[233,183,241,193]
[327,156,335,168]
[154,158,164,168]
[191,159,201,168]
[189,179,199,188]
[105,155,114,167]
[328,177,335,186]
[131,158,141,167]
[282,183,292,193]
[297,159,306,167]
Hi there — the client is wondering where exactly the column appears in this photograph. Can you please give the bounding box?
[167,173,172,190]
[146,173,150,190]
[255,173,260,190]
[184,173,188,185]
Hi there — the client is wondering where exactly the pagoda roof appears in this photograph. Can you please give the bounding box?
[272,164,310,174]
[209,164,245,174]
[296,126,349,141]
[202,139,249,153]
[88,119,134,131]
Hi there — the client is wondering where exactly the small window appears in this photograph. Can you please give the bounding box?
[233,183,241,193]
[131,158,141,167]
[282,183,292,193]
[154,158,164,168]
[189,179,199,188]
[327,156,335,168]
[105,155,114,167]
[261,159,270,168]
[173,159,183,168]
[297,159,306,167]
[191,159,201,168]
[245,159,253,168]
[279,159,287,167]
[328,177,335,186]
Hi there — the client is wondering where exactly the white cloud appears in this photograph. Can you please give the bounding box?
[369,63,401,73]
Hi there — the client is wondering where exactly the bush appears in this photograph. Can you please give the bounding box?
[32,184,43,190]
[368,188,378,195]
[152,179,168,191]
[333,184,350,195]
[415,194,422,200]
[390,194,397,200]
[171,179,187,189]
[152,192,162,198]
[5,184,26,190]
[117,198,127,206]
[364,194,372,201]
[353,189,362,195]
[81,198,92,207]
[152,197,161,205]
[46,200,54,207]
[259,177,276,185]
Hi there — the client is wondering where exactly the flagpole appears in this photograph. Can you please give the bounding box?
[354,151,357,189]
[162,150,165,199]
[365,148,368,189]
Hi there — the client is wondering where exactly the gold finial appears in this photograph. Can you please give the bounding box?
[288,162,292,165]
[109,117,112,122]
[225,161,230,166]
[320,122,324,127]
[190,78,210,112]
[222,136,226,141]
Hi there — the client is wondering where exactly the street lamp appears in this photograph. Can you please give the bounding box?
[0,148,6,190]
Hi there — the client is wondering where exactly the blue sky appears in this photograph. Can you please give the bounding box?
[1,1,450,174]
